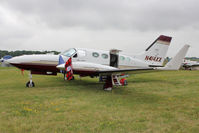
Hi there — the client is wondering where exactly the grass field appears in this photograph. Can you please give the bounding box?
[0,67,199,133]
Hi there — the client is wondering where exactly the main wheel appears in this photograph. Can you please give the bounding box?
[26,81,35,87]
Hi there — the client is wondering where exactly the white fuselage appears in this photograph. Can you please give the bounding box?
[72,48,149,69]
[6,48,151,76]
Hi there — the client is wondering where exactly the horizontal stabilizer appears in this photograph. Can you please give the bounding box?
[158,45,190,70]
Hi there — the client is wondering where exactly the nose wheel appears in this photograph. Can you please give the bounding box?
[26,72,35,87]
[26,81,35,87]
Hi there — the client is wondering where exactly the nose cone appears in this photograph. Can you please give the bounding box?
[6,58,14,64]
[5,54,62,70]
[6,56,23,64]
[5,56,26,68]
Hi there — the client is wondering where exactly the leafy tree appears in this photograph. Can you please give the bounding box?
[0,50,60,58]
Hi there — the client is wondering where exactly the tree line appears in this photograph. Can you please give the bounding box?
[0,50,60,58]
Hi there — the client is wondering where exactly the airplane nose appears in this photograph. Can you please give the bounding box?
[6,57,19,64]
[5,58,13,64]
[5,55,29,67]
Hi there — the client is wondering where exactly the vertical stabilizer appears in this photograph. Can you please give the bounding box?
[136,35,172,66]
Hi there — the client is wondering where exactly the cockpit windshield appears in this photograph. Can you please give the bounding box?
[61,48,76,57]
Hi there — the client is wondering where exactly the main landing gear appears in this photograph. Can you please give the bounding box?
[103,75,128,91]
[26,72,35,87]
[103,76,113,91]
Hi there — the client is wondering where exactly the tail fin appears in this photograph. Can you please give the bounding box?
[159,44,190,70]
[136,35,172,66]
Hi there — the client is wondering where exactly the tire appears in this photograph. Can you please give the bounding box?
[26,81,35,87]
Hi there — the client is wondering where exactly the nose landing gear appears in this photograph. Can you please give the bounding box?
[26,72,35,87]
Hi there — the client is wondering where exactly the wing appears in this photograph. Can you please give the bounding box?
[57,61,155,76]
[96,68,155,75]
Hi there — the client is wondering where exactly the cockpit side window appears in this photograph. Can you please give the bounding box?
[61,48,76,57]
[73,53,77,58]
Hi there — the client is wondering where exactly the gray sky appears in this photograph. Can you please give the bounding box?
[0,0,199,57]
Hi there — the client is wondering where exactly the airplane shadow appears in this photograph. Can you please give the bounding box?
[49,77,165,104]
[128,75,182,85]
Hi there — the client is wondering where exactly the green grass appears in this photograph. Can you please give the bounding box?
[0,67,199,133]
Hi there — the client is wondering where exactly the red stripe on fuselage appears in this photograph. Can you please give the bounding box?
[10,63,98,76]
[10,63,59,72]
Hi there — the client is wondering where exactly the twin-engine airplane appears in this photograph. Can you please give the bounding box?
[6,35,190,90]
[182,59,199,70]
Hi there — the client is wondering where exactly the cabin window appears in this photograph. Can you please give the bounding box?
[120,56,125,61]
[126,57,131,61]
[78,50,86,57]
[92,52,99,58]
[101,54,108,59]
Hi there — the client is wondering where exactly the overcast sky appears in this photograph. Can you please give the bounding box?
[0,0,199,57]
